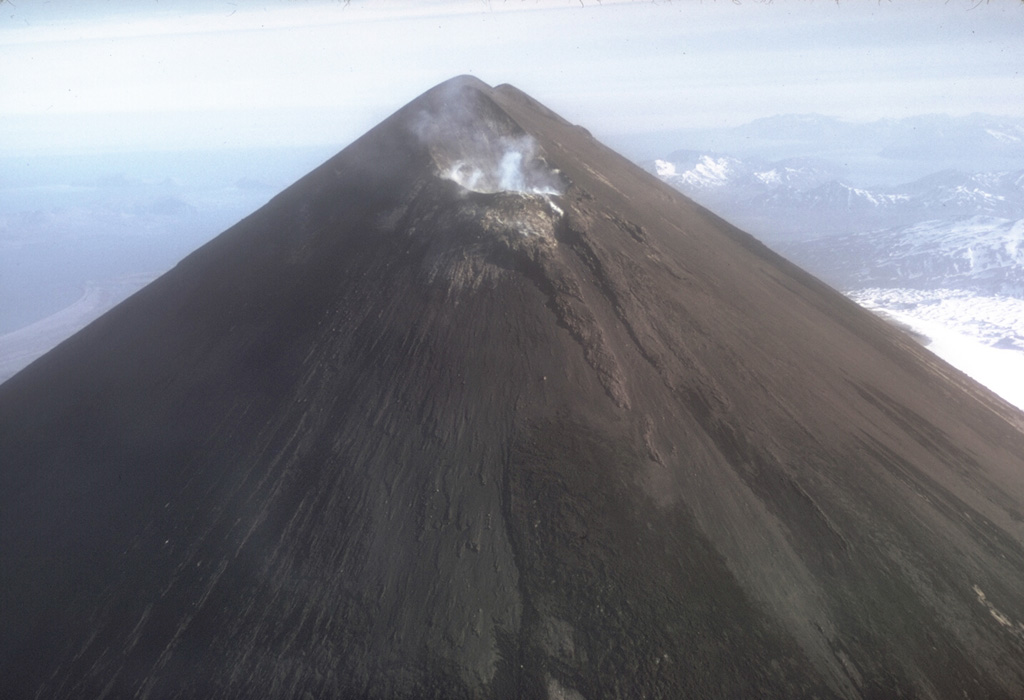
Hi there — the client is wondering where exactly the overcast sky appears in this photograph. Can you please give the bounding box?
[2,0,1023,155]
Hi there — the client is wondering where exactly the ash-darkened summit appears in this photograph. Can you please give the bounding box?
[4,76,1024,699]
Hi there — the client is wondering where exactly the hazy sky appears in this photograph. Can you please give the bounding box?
[2,0,1023,155]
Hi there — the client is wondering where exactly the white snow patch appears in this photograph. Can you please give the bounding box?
[654,159,677,177]
[840,184,910,206]
[659,155,738,189]
[849,288,1024,411]
[687,155,733,187]
[986,129,1022,144]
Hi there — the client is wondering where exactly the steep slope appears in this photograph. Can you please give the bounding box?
[4,76,1024,699]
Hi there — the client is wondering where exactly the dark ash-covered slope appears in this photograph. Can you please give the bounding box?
[4,76,1024,699]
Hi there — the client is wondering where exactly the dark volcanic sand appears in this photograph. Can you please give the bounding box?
[4,76,1024,698]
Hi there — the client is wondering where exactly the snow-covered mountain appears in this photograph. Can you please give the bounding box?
[779,216,1024,297]
[650,148,1024,295]
[654,151,843,193]
[650,153,1024,241]
[623,113,1024,184]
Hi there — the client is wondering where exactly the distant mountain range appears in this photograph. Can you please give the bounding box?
[779,216,1024,298]
[649,152,1024,242]
[645,122,1024,297]
[618,113,1024,184]
[727,113,1024,167]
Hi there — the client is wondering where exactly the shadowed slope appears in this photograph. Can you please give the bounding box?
[4,76,1024,699]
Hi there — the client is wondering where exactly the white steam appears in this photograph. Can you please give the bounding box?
[498,151,526,191]
[443,134,564,196]
[407,81,565,198]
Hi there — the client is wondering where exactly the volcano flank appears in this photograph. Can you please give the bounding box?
[5,76,1024,699]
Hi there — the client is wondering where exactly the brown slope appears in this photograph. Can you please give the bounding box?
[3,75,1024,699]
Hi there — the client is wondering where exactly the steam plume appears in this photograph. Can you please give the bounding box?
[444,134,563,196]
[409,82,565,196]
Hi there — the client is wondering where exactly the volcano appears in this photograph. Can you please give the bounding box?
[4,76,1024,699]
